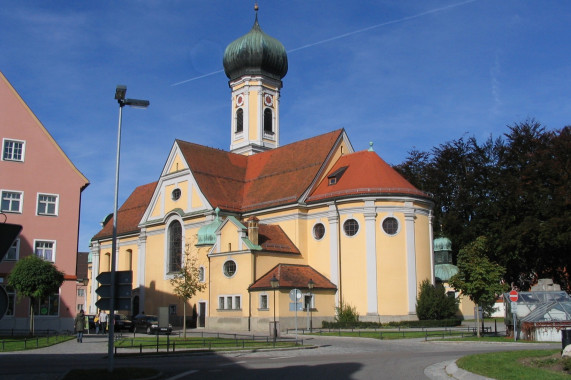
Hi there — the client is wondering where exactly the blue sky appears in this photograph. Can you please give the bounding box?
[1,1,570,251]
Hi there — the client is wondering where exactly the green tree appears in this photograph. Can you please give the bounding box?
[8,255,64,335]
[170,237,206,338]
[395,120,570,291]
[416,279,458,320]
[449,237,507,337]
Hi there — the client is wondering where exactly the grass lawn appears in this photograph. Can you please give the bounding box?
[0,335,74,351]
[458,349,571,380]
[443,336,556,343]
[313,330,470,340]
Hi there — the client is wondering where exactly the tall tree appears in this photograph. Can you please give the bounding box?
[8,255,64,335]
[395,120,570,291]
[449,237,507,337]
[170,236,206,338]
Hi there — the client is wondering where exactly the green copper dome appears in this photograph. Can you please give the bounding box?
[196,208,223,246]
[223,16,288,81]
[434,236,452,252]
[435,264,459,282]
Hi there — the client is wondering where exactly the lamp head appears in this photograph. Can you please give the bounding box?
[115,85,127,101]
[308,279,315,290]
[270,275,279,289]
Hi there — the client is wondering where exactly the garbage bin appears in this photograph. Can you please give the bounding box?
[562,329,571,350]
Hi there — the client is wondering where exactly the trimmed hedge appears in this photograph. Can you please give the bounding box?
[322,318,462,329]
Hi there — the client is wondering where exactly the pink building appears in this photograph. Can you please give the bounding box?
[0,71,89,332]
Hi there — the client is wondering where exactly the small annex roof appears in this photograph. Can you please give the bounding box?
[249,263,337,291]
[92,181,157,241]
[257,224,300,254]
[306,150,429,202]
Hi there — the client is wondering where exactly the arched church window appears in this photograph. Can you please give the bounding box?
[236,108,243,133]
[168,221,182,272]
[263,108,273,134]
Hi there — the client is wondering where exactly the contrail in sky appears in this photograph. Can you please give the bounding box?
[171,0,478,86]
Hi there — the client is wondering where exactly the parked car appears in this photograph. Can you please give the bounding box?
[133,314,172,335]
[113,314,135,332]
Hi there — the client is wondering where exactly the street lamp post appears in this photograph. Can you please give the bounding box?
[308,279,314,332]
[270,275,279,342]
[108,85,149,372]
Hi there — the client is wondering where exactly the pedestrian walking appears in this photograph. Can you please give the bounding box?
[94,312,100,334]
[74,310,86,343]
[99,310,108,334]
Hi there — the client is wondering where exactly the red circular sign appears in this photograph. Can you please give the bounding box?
[509,290,519,302]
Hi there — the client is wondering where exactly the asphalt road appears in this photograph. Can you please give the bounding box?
[0,334,560,380]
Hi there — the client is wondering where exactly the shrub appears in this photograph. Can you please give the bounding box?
[416,279,458,320]
[335,301,359,324]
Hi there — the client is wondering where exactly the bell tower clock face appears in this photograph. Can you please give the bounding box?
[236,94,245,107]
[264,93,273,107]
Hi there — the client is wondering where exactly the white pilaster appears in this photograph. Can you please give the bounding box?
[137,230,147,311]
[328,204,340,305]
[90,243,100,314]
[364,202,378,315]
[405,209,417,314]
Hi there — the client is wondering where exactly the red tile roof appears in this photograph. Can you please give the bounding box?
[92,181,157,241]
[306,150,429,202]
[178,129,344,212]
[249,264,337,291]
[257,224,300,254]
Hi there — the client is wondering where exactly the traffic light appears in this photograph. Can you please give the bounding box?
[95,270,132,311]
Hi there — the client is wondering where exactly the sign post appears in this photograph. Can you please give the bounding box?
[289,289,301,340]
[509,290,519,341]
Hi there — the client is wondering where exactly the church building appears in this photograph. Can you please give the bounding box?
[89,9,435,331]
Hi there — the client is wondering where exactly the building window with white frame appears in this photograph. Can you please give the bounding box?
[259,294,268,310]
[4,239,19,261]
[37,194,58,216]
[1,191,23,213]
[168,221,183,272]
[35,240,55,262]
[77,288,85,297]
[2,139,25,162]
[304,293,314,311]
[218,295,241,310]
[198,266,205,282]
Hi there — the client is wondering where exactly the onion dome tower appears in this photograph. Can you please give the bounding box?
[223,4,288,155]
[433,236,459,283]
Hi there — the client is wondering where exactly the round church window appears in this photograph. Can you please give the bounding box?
[223,260,237,278]
[313,223,325,240]
[343,219,359,237]
[171,188,181,201]
[382,217,399,235]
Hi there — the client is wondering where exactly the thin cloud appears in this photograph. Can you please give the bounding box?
[171,0,478,86]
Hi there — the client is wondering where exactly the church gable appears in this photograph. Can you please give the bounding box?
[141,141,212,225]
[214,216,249,254]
